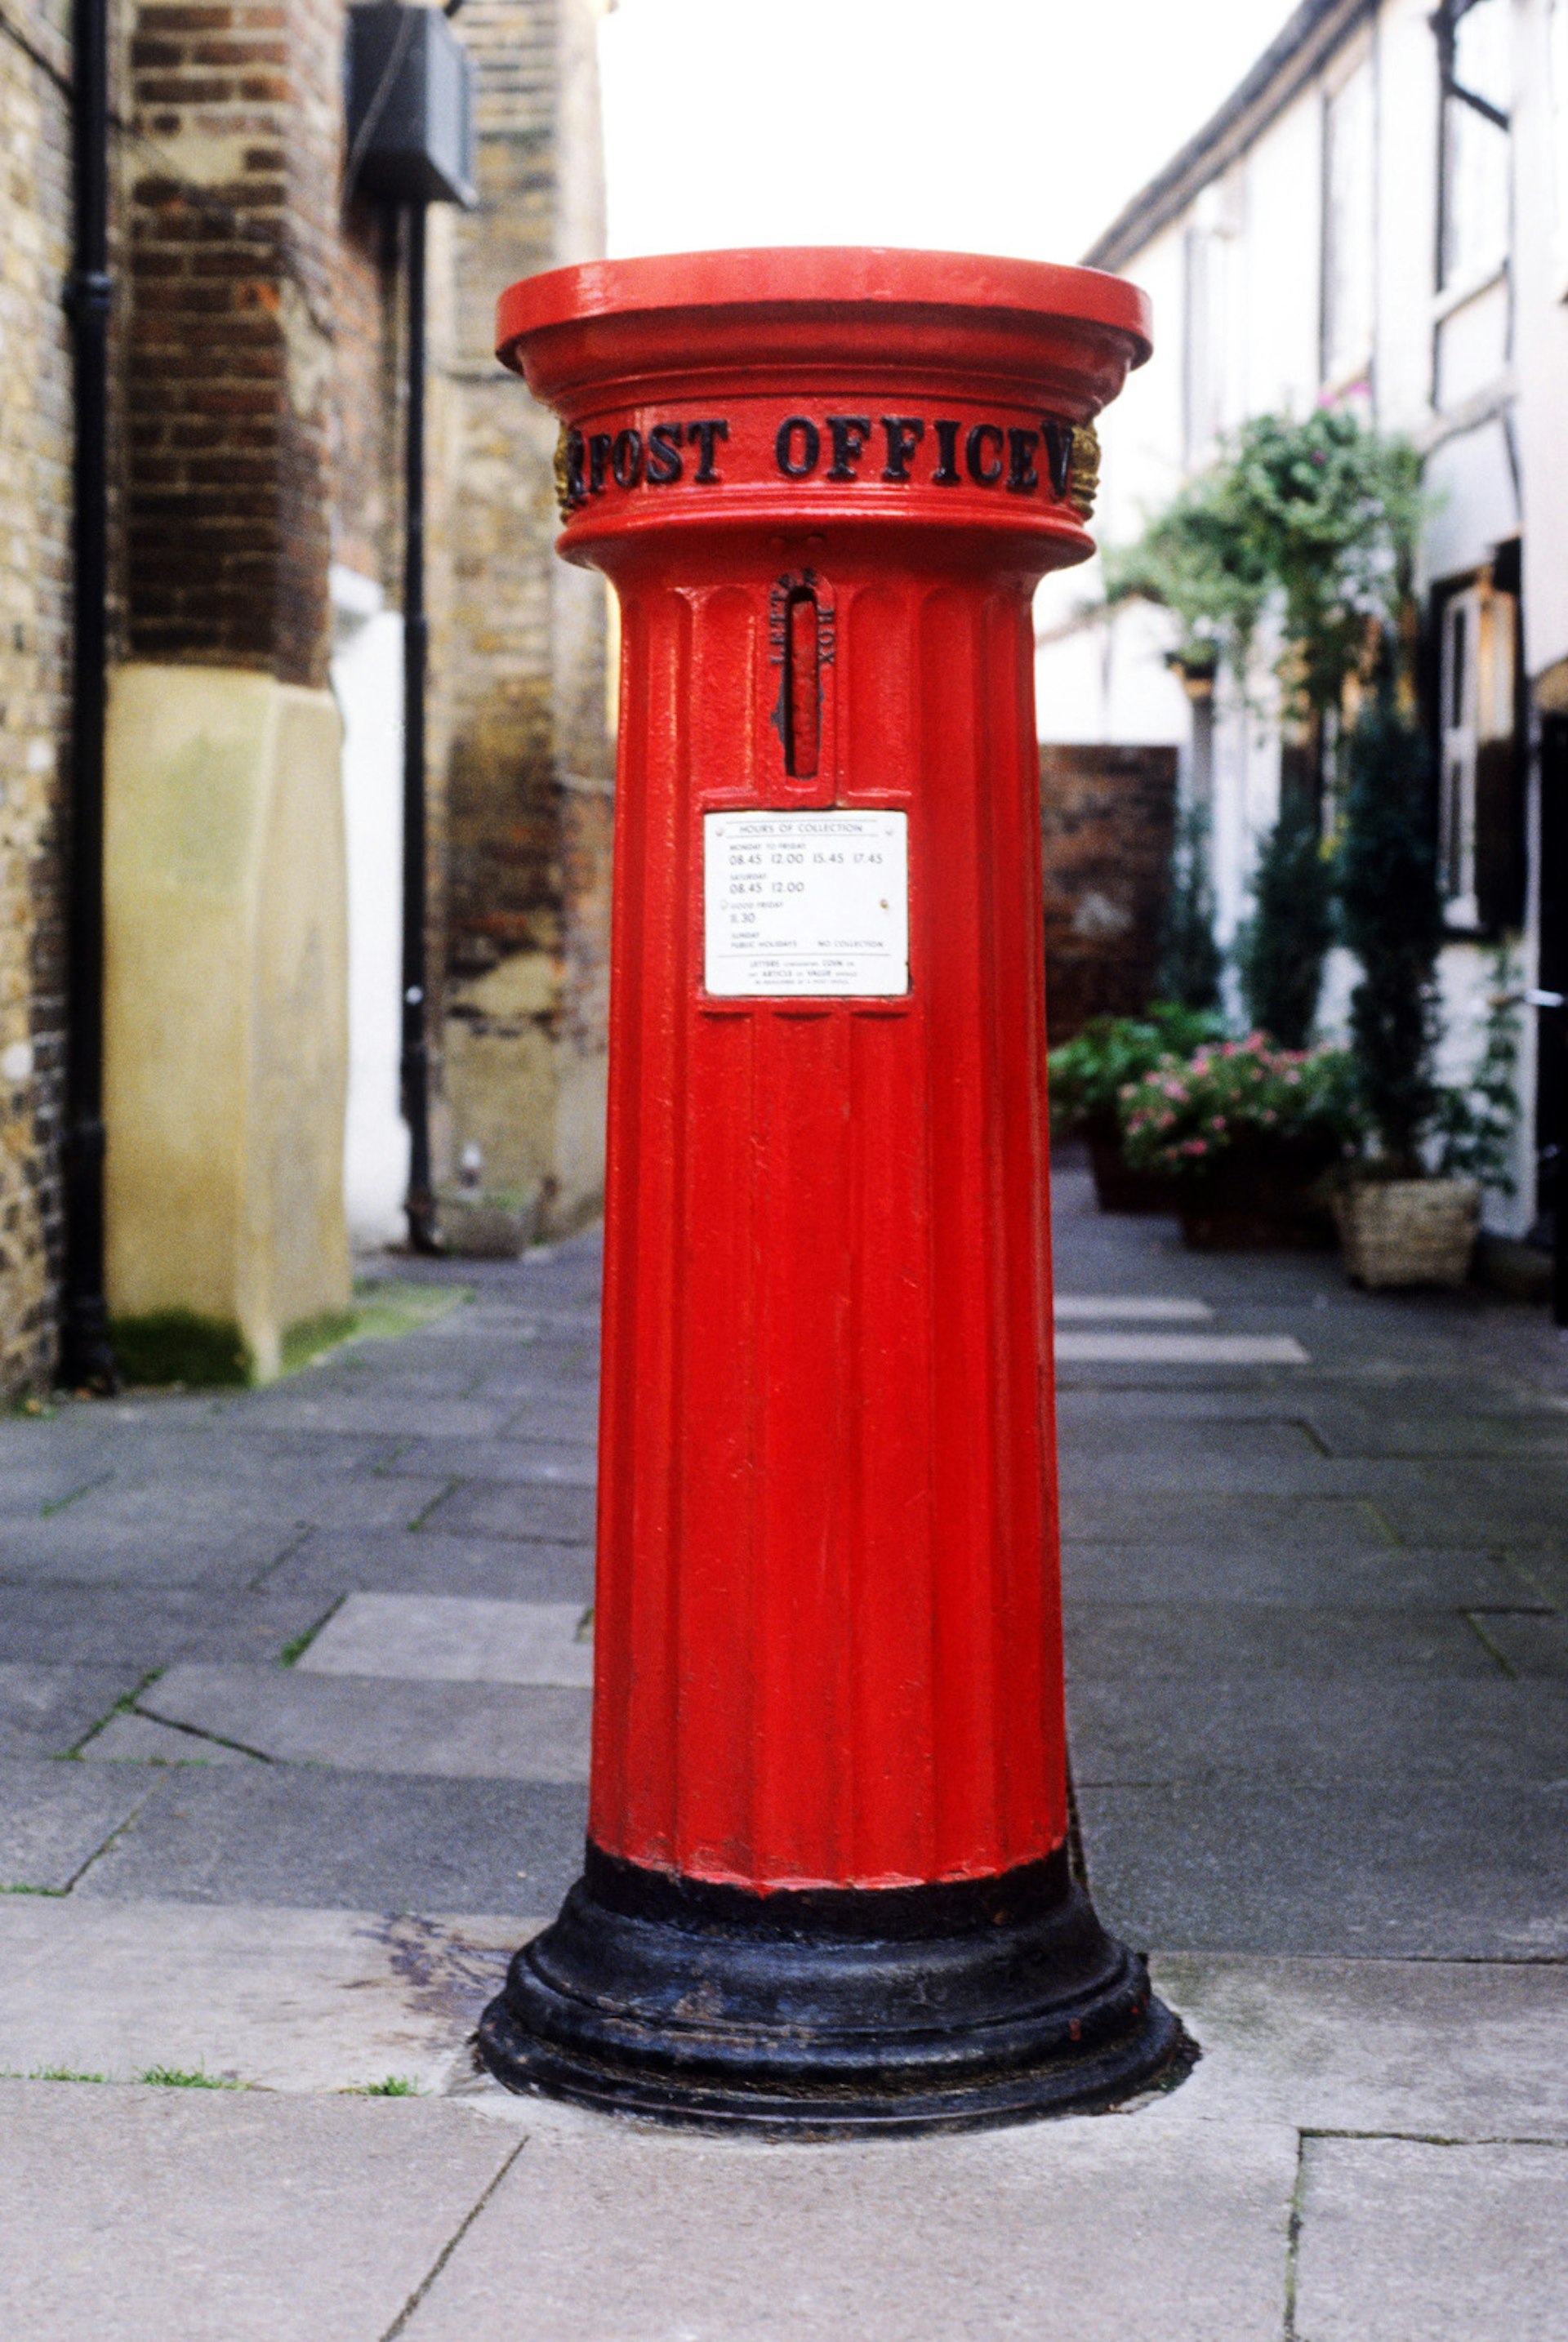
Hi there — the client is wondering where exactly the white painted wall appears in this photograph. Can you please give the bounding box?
[1512,0,1568,680]
[330,568,410,1249]
[1032,0,1547,1232]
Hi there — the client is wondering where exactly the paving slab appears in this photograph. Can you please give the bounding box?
[1059,1539,1544,1611]
[1146,1952,1568,2138]
[0,1583,342,1667]
[1297,1400,1568,1460]
[0,1519,296,1587]
[0,1458,112,1512]
[0,1897,534,2090]
[1063,1601,1502,1678]
[1294,2136,1568,2342]
[0,2081,519,2342]
[299,1595,595,1685]
[1053,1330,1308,1365]
[265,1529,596,1604]
[1472,1611,1568,1677]
[238,1391,517,1438]
[416,1480,598,1544]
[73,1763,588,1912]
[0,1661,140,1756]
[1053,1296,1214,1321]
[1068,1672,1568,1784]
[379,1437,598,1486]
[57,1474,450,1536]
[140,1663,592,1779]
[1080,1777,1568,1958]
[470,1393,599,1440]
[53,1429,401,1480]
[1059,1491,1392,1547]
[0,1760,163,1890]
[82,1712,258,1765]
[405,2106,1298,2342]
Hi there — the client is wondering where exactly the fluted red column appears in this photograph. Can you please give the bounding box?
[479,247,1184,2135]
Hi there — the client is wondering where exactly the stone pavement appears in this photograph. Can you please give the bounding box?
[0,1161,1564,2338]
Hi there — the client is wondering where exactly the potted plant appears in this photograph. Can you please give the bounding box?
[1049,1004,1225,1211]
[1237,795,1334,1050]
[1118,1034,1360,1249]
[1333,685,1480,1288]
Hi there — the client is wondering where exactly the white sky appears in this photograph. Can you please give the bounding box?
[601,0,1302,268]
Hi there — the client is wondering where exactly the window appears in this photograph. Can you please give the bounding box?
[1437,568,1520,932]
[1440,586,1481,920]
[1437,0,1512,296]
[1322,57,1375,387]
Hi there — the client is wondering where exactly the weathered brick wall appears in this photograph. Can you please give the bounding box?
[124,0,394,683]
[437,0,612,1232]
[1039,743,1179,1043]
[0,2,74,1397]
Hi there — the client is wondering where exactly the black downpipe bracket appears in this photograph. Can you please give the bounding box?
[399,199,439,1253]
[60,0,118,1391]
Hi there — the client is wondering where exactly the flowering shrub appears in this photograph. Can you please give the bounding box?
[1048,1004,1226,1140]
[1117,1035,1361,1178]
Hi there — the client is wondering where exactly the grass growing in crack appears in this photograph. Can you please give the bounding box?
[277,1595,344,1668]
[138,2065,245,2090]
[354,2076,422,2097]
[29,2066,111,2084]
[65,1667,166,1759]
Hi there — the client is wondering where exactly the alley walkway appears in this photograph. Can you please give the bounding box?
[0,1165,1564,2339]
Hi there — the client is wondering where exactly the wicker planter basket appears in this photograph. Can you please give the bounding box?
[1333,1177,1480,1290]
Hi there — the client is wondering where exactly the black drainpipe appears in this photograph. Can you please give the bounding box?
[60,0,118,1390]
[399,196,439,1252]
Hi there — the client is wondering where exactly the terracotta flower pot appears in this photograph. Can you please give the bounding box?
[1086,1124,1178,1215]
[1333,1178,1480,1289]
[1175,1139,1339,1252]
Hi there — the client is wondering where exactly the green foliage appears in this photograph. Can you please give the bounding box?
[1109,409,1424,718]
[1338,688,1445,1169]
[355,2076,422,2097]
[108,1311,251,1389]
[1156,804,1225,1011]
[1237,800,1334,1049]
[1430,955,1523,1193]
[1048,1004,1227,1138]
[1118,1037,1362,1178]
[137,2065,244,2090]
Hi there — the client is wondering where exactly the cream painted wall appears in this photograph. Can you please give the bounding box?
[104,666,352,1377]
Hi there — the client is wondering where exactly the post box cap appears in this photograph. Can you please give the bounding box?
[496,245,1151,411]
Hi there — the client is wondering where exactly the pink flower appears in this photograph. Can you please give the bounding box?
[1210,1115,1226,1132]
[1182,1138,1208,1157]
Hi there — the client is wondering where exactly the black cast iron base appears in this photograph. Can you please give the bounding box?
[476,1842,1190,2137]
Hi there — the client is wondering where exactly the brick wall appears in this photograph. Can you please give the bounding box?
[437,0,612,1232]
[1040,743,1179,1044]
[0,2,74,1397]
[124,0,395,683]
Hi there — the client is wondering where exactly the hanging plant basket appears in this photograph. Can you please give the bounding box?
[1333,1177,1480,1290]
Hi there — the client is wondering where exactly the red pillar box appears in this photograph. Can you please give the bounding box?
[479,247,1182,2135]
